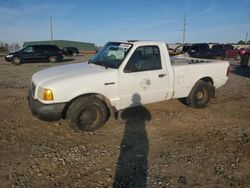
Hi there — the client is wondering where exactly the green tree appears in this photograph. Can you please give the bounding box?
[237,40,245,45]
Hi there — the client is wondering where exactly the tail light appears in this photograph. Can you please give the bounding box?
[226,66,231,77]
[240,50,246,56]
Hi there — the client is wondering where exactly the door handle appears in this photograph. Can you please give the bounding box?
[158,74,166,78]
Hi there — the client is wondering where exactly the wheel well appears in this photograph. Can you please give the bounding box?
[200,77,213,86]
[12,55,23,61]
[61,93,113,119]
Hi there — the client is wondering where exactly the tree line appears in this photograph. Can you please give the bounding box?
[237,40,250,45]
[0,42,21,52]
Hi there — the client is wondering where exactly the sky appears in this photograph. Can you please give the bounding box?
[0,0,250,46]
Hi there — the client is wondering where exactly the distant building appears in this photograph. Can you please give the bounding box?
[23,40,98,54]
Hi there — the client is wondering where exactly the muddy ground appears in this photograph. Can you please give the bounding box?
[0,56,249,188]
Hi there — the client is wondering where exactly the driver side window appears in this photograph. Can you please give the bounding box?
[124,46,162,72]
[24,46,34,53]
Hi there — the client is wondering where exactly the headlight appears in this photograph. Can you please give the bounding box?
[38,87,54,100]
[6,54,13,58]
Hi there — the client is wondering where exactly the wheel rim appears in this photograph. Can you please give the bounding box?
[49,57,56,62]
[14,58,20,64]
[196,89,207,100]
[78,107,98,128]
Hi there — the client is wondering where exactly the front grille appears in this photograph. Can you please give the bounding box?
[31,82,36,97]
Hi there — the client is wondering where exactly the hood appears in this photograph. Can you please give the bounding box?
[32,62,117,87]
[8,49,22,55]
[6,51,17,56]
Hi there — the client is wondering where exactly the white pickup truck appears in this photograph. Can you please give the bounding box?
[28,41,230,131]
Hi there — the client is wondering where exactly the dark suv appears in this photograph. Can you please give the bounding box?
[5,45,63,65]
[62,47,79,56]
[188,43,210,58]
[210,44,235,59]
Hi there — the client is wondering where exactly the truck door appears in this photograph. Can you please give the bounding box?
[119,45,169,109]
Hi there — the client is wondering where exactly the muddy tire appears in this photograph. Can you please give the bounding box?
[66,96,108,132]
[49,56,56,63]
[12,57,22,65]
[187,80,212,108]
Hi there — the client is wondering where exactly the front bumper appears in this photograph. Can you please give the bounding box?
[27,90,66,121]
[5,56,12,62]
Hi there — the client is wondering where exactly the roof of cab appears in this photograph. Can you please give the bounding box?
[114,40,164,46]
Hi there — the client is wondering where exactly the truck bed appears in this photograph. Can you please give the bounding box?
[170,56,218,66]
[169,56,229,99]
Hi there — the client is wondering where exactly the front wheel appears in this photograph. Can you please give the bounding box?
[186,80,212,108]
[12,57,22,65]
[66,96,108,131]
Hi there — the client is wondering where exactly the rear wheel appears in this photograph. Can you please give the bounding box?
[66,96,108,132]
[187,80,212,108]
[12,57,22,65]
[49,56,56,63]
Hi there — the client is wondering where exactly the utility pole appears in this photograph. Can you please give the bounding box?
[182,16,187,44]
[50,17,53,41]
[245,32,248,43]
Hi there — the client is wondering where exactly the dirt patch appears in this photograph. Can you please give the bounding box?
[0,57,249,187]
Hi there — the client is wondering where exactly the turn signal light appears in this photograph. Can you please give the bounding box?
[43,89,54,100]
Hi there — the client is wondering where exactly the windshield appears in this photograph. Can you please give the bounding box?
[90,42,133,69]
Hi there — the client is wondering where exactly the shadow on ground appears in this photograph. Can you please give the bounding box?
[114,93,151,188]
[231,65,250,78]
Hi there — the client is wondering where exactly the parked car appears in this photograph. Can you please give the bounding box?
[239,48,250,56]
[62,47,79,56]
[226,45,240,60]
[188,43,239,59]
[5,45,63,65]
[227,47,250,60]
[210,44,232,59]
[28,40,230,132]
[171,44,192,56]
[188,43,211,58]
